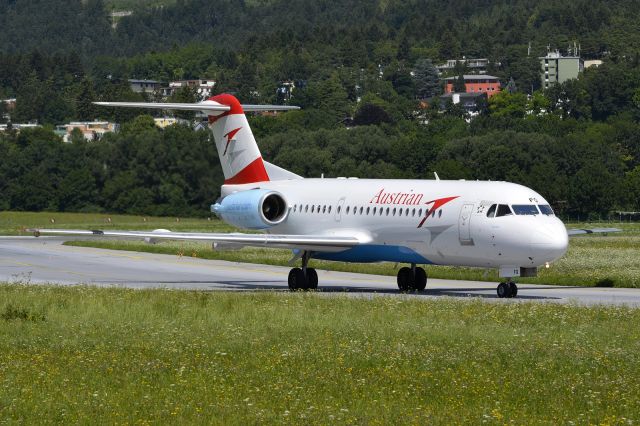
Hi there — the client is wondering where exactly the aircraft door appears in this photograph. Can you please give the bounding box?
[458,203,475,246]
[335,197,346,222]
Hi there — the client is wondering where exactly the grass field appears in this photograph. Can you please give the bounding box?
[2,211,639,288]
[0,285,639,424]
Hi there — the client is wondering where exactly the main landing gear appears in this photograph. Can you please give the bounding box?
[497,281,518,298]
[397,264,427,292]
[288,251,318,291]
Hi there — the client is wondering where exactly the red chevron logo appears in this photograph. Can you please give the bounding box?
[223,127,242,156]
[417,196,459,228]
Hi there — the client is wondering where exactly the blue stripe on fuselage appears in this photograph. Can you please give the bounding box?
[312,245,433,264]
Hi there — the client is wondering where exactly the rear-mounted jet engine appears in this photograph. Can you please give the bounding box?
[211,189,288,229]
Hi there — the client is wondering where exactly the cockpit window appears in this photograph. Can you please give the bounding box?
[486,204,497,218]
[512,204,540,215]
[538,204,554,216]
[495,204,513,217]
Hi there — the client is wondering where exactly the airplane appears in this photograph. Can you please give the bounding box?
[29,94,620,298]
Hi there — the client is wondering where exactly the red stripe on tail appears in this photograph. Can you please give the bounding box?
[223,157,270,185]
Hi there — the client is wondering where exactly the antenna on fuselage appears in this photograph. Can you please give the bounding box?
[434,172,440,181]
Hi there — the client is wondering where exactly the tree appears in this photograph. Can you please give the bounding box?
[169,86,198,120]
[353,95,393,126]
[453,74,466,93]
[489,91,528,118]
[76,78,97,121]
[397,34,411,61]
[413,58,441,99]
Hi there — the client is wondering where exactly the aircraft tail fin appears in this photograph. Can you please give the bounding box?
[94,95,300,184]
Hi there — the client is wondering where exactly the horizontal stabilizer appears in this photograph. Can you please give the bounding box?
[93,101,299,113]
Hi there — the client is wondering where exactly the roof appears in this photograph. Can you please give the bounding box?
[444,74,499,81]
[440,92,487,99]
[128,79,161,84]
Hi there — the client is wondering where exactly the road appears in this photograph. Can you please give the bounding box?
[1,236,639,306]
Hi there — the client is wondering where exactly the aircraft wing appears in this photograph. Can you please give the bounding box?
[27,229,361,252]
[567,228,622,236]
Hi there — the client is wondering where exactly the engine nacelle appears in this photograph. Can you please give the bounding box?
[210,189,288,229]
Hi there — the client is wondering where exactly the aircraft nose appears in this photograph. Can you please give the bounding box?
[530,220,569,262]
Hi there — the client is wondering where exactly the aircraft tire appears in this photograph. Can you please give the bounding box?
[397,267,413,291]
[306,268,318,290]
[497,282,509,298]
[288,267,307,291]
[508,281,518,298]
[414,267,427,291]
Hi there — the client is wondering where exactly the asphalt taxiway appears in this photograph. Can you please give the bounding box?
[1,236,639,306]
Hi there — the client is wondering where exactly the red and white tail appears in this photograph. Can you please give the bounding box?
[207,94,269,185]
[94,94,300,185]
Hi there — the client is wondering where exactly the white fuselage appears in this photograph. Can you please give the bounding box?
[222,178,569,269]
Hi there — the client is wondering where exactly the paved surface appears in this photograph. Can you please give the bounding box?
[1,236,640,306]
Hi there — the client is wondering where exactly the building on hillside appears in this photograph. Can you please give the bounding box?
[275,80,307,103]
[436,58,498,75]
[161,79,216,100]
[276,81,296,102]
[153,117,191,128]
[0,122,40,133]
[110,10,132,29]
[56,121,119,143]
[128,79,162,93]
[1,98,16,121]
[439,92,488,117]
[443,75,501,98]
[2,98,16,110]
[539,50,583,89]
[584,60,603,69]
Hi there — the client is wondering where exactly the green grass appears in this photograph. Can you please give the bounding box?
[0,211,236,235]
[0,285,639,423]
[2,212,639,288]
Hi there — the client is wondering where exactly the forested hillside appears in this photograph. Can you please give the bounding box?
[0,0,639,218]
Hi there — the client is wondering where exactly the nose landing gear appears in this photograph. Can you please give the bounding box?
[397,264,427,292]
[497,281,518,298]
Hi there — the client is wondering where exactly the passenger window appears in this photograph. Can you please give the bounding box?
[412,208,416,217]
[373,207,377,214]
[305,205,308,213]
[328,206,332,214]
[366,207,370,215]
[311,205,315,213]
[486,204,497,218]
[359,207,363,215]
[438,210,442,218]
[293,205,297,212]
[495,204,513,217]
[386,208,389,216]
[346,206,350,214]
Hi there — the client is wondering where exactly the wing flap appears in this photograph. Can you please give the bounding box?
[28,229,361,252]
